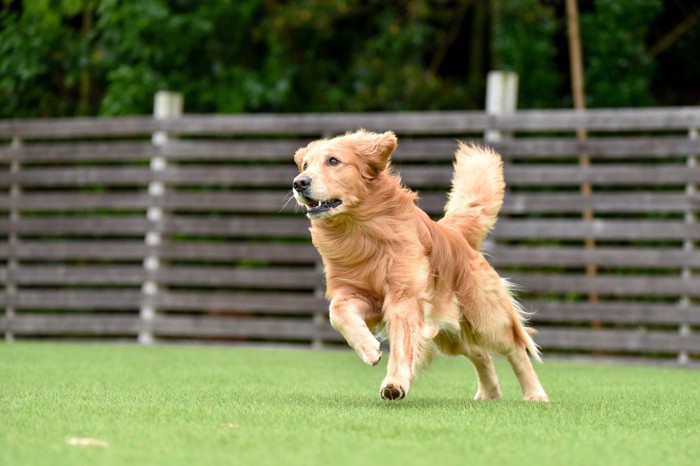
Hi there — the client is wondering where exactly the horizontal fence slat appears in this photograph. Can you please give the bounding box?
[151,315,340,341]
[0,141,156,162]
[493,107,700,132]
[425,192,700,216]
[13,190,680,216]
[7,163,695,191]
[0,241,147,261]
[159,166,295,187]
[403,165,700,188]
[162,139,312,161]
[504,165,700,186]
[158,242,318,263]
[10,164,690,191]
[2,136,697,165]
[0,167,151,187]
[159,112,491,136]
[527,300,700,325]
[0,314,141,335]
[154,291,325,314]
[502,192,700,214]
[162,216,309,238]
[13,265,145,285]
[0,240,319,263]
[0,193,151,211]
[0,190,697,216]
[148,108,700,135]
[0,191,301,214]
[492,136,700,159]
[8,265,321,288]
[156,266,321,289]
[493,219,700,241]
[163,191,296,213]
[0,217,150,235]
[0,116,157,139]
[396,137,700,161]
[11,290,141,310]
[162,137,700,163]
[511,273,699,297]
[491,246,700,268]
[3,108,698,140]
[537,328,700,353]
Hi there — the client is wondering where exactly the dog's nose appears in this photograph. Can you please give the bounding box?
[293,175,312,192]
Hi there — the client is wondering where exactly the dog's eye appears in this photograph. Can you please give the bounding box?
[302,162,308,171]
[328,157,340,166]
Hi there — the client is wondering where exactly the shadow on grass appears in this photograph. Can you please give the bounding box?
[277,391,556,412]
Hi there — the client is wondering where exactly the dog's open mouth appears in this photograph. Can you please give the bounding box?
[305,199,342,218]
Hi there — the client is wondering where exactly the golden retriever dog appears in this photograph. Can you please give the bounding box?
[292,129,548,402]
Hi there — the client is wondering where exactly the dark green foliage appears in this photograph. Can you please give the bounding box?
[581,0,663,107]
[95,0,267,114]
[0,2,86,117]
[0,0,688,117]
[491,0,561,108]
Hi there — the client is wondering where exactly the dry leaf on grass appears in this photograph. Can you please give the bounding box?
[218,422,239,429]
[66,437,110,448]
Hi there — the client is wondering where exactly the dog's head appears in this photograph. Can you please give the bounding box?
[292,129,397,220]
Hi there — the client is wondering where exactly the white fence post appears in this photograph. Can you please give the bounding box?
[679,127,698,365]
[484,71,518,143]
[140,91,183,344]
[5,137,22,342]
[484,71,517,254]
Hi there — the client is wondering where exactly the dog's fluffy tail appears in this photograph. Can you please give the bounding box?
[441,142,505,250]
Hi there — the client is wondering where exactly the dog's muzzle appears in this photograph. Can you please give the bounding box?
[292,175,342,219]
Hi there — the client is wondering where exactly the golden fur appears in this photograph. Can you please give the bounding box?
[292,130,548,402]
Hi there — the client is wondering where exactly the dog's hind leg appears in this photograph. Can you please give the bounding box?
[433,330,502,400]
[488,312,549,401]
[466,347,502,400]
[459,271,549,402]
[506,345,549,402]
[329,293,383,366]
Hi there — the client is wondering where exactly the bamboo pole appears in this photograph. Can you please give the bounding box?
[566,0,599,309]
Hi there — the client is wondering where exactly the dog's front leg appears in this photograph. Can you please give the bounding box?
[329,293,382,366]
[380,294,425,401]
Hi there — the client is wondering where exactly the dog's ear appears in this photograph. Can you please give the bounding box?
[352,130,397,178]
[293,146,308,171]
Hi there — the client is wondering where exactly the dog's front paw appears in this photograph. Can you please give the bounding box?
[380,382,406,401]
[379,375,411,400]
[356,338,382,366]
[361,348,382,366]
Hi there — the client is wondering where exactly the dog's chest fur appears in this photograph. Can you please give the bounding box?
[310,213,428,301]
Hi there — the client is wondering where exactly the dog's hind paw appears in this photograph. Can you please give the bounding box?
[524,392,550,402]
[380,383,406,401]
[473,388,502,401]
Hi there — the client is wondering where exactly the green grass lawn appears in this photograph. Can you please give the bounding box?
[2,343,699,466]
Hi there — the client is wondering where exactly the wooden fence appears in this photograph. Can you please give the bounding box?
[1,104,700,365]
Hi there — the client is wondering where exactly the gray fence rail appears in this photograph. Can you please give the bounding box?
[1,106,699,365]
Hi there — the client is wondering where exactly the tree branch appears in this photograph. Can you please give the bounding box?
[649,11,700,58]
